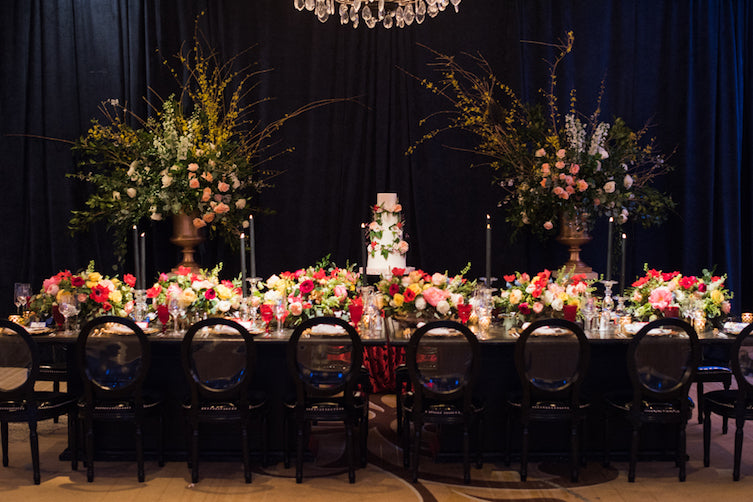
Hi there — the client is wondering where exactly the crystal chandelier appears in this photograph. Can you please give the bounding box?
[293,0,461,29]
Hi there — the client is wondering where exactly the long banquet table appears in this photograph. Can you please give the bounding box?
[33,323,735,463]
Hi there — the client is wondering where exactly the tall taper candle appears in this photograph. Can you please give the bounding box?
[240,232,247,297]
[485,214,492,287]
[605,217,614,282]
[140,232,146,290]
[132,225,140,288]
[620,233,627,296]
[248,214,256,279]
[360,223,368,286]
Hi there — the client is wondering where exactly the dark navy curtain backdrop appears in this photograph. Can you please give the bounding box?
[1,0,751,313]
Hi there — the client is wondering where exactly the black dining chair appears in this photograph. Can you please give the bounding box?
[284,316,370,483]
[694,347,733,432]
[0,320,78,484]
[401,320,483,484]
[702,323,753,480]
[603,318,700,482]
[506,318,590,482]
[181,318,267,484]
[76,316,164,482]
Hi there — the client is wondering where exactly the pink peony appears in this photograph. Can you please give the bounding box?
[422,286,449,307]
[648,286,673,311]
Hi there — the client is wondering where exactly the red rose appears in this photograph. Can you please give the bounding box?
[299,279,315,295]
[697,282,707,293]
[71,276,85,288]
[204,289,216,300]
[102,302,112,312]
[146,284,162,298]
[123,273,137,288]
[518,302,532,315]
[403,288,417,302]
[391,267,406,277]
[503,274,516,283]
[312,269,326,280]
[679,276,697,290]
[176,266,192,276]
[389,283,400,296]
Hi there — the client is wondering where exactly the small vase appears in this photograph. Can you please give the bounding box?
[556,212,597,278]
[170,213,204,273]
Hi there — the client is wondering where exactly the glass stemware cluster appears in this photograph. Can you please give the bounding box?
[360,286,383,337]
[472,286,494,336]
[14,282,31,316]
[58,294,80,335]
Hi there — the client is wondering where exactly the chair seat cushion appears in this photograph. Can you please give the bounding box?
[402,393,484,420]
[79,390,163,417]
[0,391,76,418]
[284,395,368,420]
[703,390,753,418]
[695,365,732,382]
[605,391,693,419]
[182,394,267,418]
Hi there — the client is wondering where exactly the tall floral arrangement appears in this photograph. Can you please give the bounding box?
[409,33,674,237]
[627,265,732,321]
[69,19,331,258]
[29,261,136,320]
[375,265,476,319]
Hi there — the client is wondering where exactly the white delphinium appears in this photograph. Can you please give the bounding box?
[588,121,611,157]
[565,114,586,153]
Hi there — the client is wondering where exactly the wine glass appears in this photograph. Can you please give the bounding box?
[169,298,184,336]
[14,282,31,315]
[58,295,79,335]
[275,298,288,336]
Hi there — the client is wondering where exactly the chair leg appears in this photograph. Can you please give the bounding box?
[411,420,421,483]
[703,409,712,467]
[475,414,483,469]
[520,422,528,482]
[191,422,199,484]
[722,377,731,435]
[1,421,8,467]
[504,412,512,467]
[628,424,639,483]
[296,419,304,483]
[696,381,704,424]
[570,419,579,482]
[346,419,355,484]
[158,411,165,467]
[463,423,470,485]
[135,419,145,482]
[602,413,610,467]
[85,415,95,482]
[360,411,368,468]
[402,413,410,469]
[283,413,290,469]
[678,422,687,482]
[69,410,78,471]
[242,422,251,484]
[29,420,41,485]
[733,418,744,481]
[261,414,269,467]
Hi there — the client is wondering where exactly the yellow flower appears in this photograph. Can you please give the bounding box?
[392,294,405,308]
[56,291,73,304]
[179,289,197,309]
[408,283,422,295]
[216,284,233,300]
[711,289,724,304]
[86,272,103,289]
[109,290,123,304]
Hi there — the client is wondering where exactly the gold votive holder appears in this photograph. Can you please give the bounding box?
[619,315,632,335]
[694,316,706,333]
[742,312,753,324]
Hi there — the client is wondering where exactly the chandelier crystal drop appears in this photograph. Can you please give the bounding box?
[294,0,460,29]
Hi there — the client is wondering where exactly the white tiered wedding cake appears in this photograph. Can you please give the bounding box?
[366,193,408,276]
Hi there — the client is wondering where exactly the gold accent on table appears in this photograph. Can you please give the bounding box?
[170,213,204,273]
[556,213,597,279]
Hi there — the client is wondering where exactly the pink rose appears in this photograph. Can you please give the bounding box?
[541,162,550,173]
[555,161,565,169]
[289,301,303,316]
[532,301,544,314]
[187,163,199,172]
[543,221,553,230]
[569,164,580,174]
[648,286,673,311]
[45,283,59,296]
[202,212,215,223]
[334,284,348,298]
[535,148,546,157]
[217,181,230,192]
[422,286,449,307]
[556,149,566,158]
[77,293,88,303]
[189,178,200,189]
[577,179,589,192]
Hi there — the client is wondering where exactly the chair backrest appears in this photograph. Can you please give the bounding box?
[76,316,150,401]
[0,320,39,401]
[406,320,479,411]
[287,317,364,403]
[181,318,255,403]
[730,323,753,400]
[628,318,700,406]
[515,318,590,407]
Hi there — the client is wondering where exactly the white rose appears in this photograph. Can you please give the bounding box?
[414,296,427,310]
[603,181,616,193]
[217,300,231,313]
[264,290,282,303]
[266,275,280,289]
[450,293,463,307]
[509,289,523,305]
[525,284,536,294]
[162,174,173,188]
[431,273,446,286]
[436,300,450,316]
[623,174,633,189]
[542,290,555,305]
[551,297,564,312]
[126,188,137,198]
[127,161,138,177]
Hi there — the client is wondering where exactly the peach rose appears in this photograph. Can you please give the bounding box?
[569,163,580,174]
[187,163,199,172]
[535,148,546,157]
[217,181,230,192]
[556,149,566,158]
[201,187,212,202]
[213,202,230,214]
[201,171,213,182]
[202,212,215,223]
[189,178,200,189]
[193,218,206,228]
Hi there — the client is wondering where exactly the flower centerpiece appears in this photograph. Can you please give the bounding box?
[253,257,361,327]
[146,264,242,317]
[69,22,328,260]
[29,261,136,322]
[494,267,593,324]
[627,265,732,323]
[375,265,476,320]
[409,33,674,239]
